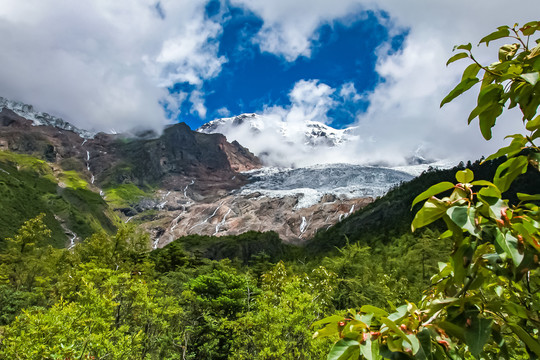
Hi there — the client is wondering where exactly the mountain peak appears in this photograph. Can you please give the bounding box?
[0,96,95,139]
[198,113,357,147]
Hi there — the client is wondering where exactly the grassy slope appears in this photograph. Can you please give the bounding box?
[0,151,117,248]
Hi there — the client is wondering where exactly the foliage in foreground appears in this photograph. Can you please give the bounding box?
[0,212,447,359]
[316,21,540,360]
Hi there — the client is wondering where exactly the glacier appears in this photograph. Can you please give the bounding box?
[239,163,414,208]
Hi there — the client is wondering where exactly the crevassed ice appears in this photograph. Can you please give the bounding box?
[239,163,414,209]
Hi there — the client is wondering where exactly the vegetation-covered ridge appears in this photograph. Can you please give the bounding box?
[0,151,117,248]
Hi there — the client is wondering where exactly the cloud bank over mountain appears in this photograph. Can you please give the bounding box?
[0,0,537,164]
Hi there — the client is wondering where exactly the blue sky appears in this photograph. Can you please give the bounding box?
[172,4,406,129]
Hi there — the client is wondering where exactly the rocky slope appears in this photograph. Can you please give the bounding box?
[126,164,413,246]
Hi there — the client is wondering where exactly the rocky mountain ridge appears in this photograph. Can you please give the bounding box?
[0,96,95,139]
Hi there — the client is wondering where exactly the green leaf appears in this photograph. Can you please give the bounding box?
[387,305,408,323]
[504,233,524,266]
[479,27,510,46]
[380,318,411,344]
[462,63,481,81]
[412,199,447,232]
[452,242,471,285]
[468,103,491,124]
[473,83,505,139]
[455,169,474,183]
[411,182,455,208]
[360,338,382,360]
[485,140,525,161]
[439,321,465,342]
[328,339,360,360]
[477,185,502,201]
[478,83,504,106]
[471,180,496,187]
[520,72,540,85]
[440,77,479,107]
[494,231,524,266]
[517,193,540,201]
[313,324,340,339]
[454,43,472,52]
[477,186,505,219]
[447,206,479,237]
[360,305,388,317]
[498,43,520,61]
[416,329,433,359]
[526,115,540,131]
[313,315,345,338]
[527,43,540,60]
[478,104,503,140]
[508,323,540,357]
[521,21,540,36]
[464,316,493,358]
[313,315,350,329]
[359,313,374,327]
[446,52,469,66]
[493,156,528,192]
[406,334,421,355]
[429,297,460,312]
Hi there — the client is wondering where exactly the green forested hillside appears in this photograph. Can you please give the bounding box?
[0,214,448,359]
[0,151,117,248]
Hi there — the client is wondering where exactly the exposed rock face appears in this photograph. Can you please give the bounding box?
[133,188,372,247]
[0,108,261,194]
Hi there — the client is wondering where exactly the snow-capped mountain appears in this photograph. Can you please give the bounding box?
[198,113,358,148]
[197,112,454,170]
[0,96,95,139]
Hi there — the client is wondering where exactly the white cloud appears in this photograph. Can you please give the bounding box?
[286,80,335,124]
[230,0,365,61]
[152,20,226,87]
[217,107,231,117]
[0,0,225,133]
[348,0,538,163]
[189,90,207,118]
[161,91,188,120]
[339,82,362,102]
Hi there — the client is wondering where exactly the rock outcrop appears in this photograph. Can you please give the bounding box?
[0,108,261,195]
